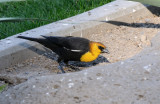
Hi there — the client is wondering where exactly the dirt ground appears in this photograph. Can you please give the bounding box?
[0,14,160,86]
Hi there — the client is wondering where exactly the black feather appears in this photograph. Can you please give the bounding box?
[17,36,59,50]
[17,35,90,62]
[41,35,90,51]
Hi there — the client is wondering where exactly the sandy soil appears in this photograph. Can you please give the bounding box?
[1,15,160,86]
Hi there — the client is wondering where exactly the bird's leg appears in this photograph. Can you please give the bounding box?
[67,65,80,71]
[58,62,66,73]
[57,58,66,73]
[64,61,80,71]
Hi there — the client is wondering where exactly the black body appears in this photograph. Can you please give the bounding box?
[17,36,90,63]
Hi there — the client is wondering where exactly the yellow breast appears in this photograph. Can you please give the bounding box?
[80,51,99,62]
[80,42,104,62]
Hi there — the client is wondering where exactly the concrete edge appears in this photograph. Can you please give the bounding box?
[0,0,151,69]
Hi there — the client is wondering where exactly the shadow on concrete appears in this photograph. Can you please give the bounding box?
[69,55,109,67]
[19,42,57,60]
[147,6,160,16]
[102,20,160,28]
[102,6,160,28]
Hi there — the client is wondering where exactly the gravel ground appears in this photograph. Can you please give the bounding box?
[0,15,160,86]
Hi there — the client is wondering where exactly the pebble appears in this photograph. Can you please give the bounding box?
[32,85,36,88]
[120,61,124,65]
[140,35,151,46]
[132,9,136,12]
[60,77,65,82]
[68,83,74,88]
[145,19,151,23]
[97,77,103,80]
[140,35,147,42]
[143,64,152,72]
[106,17,109,21]
[134,36,138,39]
[6,40,11,44]
[46,92,50,96]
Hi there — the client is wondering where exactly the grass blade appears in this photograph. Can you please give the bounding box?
[0,84,8,93]
[0,0,25,3]
[0,17,52,22]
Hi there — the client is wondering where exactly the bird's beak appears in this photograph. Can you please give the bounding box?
[102,48,110,54]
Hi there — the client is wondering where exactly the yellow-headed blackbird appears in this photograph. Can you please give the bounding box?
[17,36,109,73]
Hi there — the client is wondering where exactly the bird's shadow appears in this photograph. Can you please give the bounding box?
[147,6,160,16]
[100,6,160,29]
[19,42,109,68]
[19,42,58,60]
[102,20,160,28]
[68,55,109,67]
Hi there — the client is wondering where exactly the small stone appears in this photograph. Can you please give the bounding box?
[145,19,151,23]
[97,77,102,80]
[46,92,50,96]
[68,79,72,82]
[32,85,36,88]
[88,12,91,16]
[60,77,65,82]
[106,17,109,21]
[132,9,136,12]
[146,40,151,46]
[6,40,11,44]
[96,73,102,76]
[53,85,60,89]
[143,64,152,72]
[140,35,147,42]
[24,72,29,75]
[121,61,124,65]
[68,83,74,88]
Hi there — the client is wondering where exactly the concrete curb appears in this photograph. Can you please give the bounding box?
[0,0,152,69]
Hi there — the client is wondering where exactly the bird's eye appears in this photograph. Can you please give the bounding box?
[98,46,104,51]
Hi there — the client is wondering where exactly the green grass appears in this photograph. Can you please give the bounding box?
[0,0,113,39]
[0,84,8,93]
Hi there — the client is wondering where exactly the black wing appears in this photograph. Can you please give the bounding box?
[17,36,59,50]
[41,36,90,52]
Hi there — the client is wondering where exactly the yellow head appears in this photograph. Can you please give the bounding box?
[80,41,109,62]
[89,41,109,55]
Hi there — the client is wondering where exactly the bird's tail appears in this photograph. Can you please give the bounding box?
[17,35,58,50]
[17,36,42,42]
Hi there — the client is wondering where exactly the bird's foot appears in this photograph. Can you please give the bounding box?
[66,64,80,71]
[58,64,66,74]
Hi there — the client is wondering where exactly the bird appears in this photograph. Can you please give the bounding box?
[17,35,109,73]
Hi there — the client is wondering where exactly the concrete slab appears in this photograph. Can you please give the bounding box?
[1,0,160,104]
[0,0,152,69]
[0,32,160,104]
